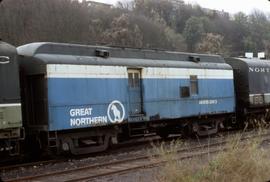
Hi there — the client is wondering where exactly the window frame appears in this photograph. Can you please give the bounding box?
[190,75,198,95]
[128,69,141,88]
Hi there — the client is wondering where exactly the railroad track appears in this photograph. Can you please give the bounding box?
[0,158,67,172]
[3,130,270,182]
[0,134,159,173]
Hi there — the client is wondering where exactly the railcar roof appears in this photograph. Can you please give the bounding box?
[228,57,270,67]
[0,41,17,56]
[17,42,225,63]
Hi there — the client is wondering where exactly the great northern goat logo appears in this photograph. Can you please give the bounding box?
[107,100,125,124]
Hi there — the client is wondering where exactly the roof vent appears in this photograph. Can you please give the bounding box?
[245,52,253,59]
[189,56,200,62]
[95,49,110,58]
[258,52,265,59]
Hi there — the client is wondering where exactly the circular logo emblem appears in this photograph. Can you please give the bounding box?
[107,100,125,124]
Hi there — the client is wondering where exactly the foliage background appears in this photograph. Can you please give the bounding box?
[1,0,270,57]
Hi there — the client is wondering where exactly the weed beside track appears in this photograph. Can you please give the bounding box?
[156,131,270,182]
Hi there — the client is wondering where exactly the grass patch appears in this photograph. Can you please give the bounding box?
[154,134,270,182]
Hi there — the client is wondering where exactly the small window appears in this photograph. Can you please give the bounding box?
[128,73,134,87]
[190,75,198,95]
[134,73,140,87]
[181,86,190,98]
[128,70,141,88]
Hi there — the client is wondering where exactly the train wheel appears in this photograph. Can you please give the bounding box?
[181,124,193,138]
[25,135,41,160]
[193,121,219,137]
[156,127,171,139]
[157,131,169,139]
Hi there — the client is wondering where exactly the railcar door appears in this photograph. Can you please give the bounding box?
[27,74,48,126]
[127,69,143,115]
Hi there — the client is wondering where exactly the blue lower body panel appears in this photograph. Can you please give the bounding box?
[47,78,128,131]
[143,79,235,119]
[47,78,235,131]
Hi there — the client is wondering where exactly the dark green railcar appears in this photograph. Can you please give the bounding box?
[0,41,23,157]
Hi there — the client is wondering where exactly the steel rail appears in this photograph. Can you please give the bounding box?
[4,130,270,182]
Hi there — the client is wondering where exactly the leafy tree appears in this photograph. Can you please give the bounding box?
[164,27,186,51]
[199,16,214,33]
[243,36,257,52]
[247,10,270,53]
[133,0,175,26]
[196,33,226,55]
[1,0,270,56]
[183,16,204,52]
[230,12,249,55]
[102,14,143,47]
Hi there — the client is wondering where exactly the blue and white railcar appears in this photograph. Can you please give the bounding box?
[17,42,235,154]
